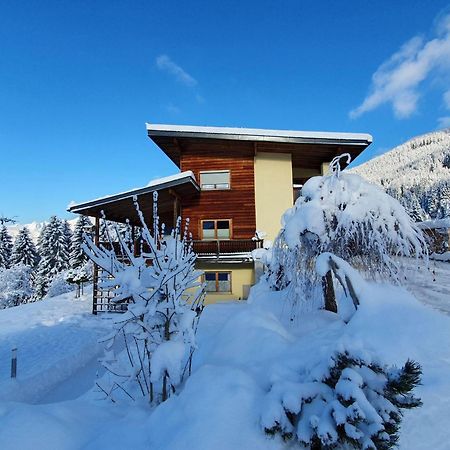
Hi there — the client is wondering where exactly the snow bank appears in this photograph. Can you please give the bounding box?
[0,290,108,403]
[1,267,450,449]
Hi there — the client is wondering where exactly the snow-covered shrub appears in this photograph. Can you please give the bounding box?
[0,264,34,308]
[268,154,427,313]
[65,263,91,298]
[83,193,205,404]
[262,350,422,449]
[45,270,74,298]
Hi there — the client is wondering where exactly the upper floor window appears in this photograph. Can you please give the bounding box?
[199,170,230,190]
[202,219,231,240]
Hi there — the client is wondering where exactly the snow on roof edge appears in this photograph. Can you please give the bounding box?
[146,123,373,144]
[68,171,197,213]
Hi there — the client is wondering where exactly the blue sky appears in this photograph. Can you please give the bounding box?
[1,0,450,223]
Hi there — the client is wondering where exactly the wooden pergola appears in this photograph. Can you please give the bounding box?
[68,172,200,313]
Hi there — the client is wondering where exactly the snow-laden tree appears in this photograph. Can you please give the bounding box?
[83,193,205,404]
[46,270,75,298]
[34,216,72,298]
[262,349,422,449]
[10,227,39,268]
[268,154,427,313]
[65,262,91,297]
[70,215,92,270]
[0,265,34,308]
[0,225,13,269]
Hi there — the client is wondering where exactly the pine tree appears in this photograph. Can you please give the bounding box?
[11,227,39,268]
[438,182,450,218]
[0,225,13,269]
[34,216,71,298]
[262,350,422,449]
[70,215,92,269]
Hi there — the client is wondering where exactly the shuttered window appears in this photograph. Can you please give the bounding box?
[199,170,230,190]
[204,272,232,293]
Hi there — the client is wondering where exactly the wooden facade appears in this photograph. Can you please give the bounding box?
[179,139,257,240]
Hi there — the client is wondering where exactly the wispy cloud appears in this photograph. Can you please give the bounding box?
[350,13,450,119]
[156,54,197,87]
[438,116,450,128]
[166,103,181,114]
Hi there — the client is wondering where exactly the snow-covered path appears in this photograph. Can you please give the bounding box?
[0,291,109,403]
[404,259,450,315]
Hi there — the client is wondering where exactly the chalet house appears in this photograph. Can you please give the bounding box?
[69,124,372,313]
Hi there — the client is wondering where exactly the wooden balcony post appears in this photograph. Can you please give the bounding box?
[92,216,100,315]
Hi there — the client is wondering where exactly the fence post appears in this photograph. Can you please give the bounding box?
[11,348,17,379]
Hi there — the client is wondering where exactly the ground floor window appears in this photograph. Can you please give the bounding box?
[204,271,232,293]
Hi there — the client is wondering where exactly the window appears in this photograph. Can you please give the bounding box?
[201,219,231,240]
[204,272,232,293]
[199,170,230,190]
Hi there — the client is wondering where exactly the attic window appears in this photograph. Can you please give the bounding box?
[199,170,230,190]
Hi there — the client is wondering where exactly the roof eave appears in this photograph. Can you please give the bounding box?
[68,175,199,214]
[146,124,373,147]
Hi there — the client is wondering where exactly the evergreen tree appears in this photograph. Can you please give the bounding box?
[438,182,450,218]
[34,216,71,298]
[0,225,13,269]
[70,215,92,269]
[11,227,39,267]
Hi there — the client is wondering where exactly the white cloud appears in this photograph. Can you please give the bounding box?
[166,103,181,114]
[350,14,450,119]
[438,116,450,128]
[444,90,450,109]
[156,55,197,87]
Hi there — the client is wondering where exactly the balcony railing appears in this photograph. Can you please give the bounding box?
[192,239,262,258]
[98,238,263,261]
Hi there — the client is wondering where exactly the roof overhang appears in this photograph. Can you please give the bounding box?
[68,171,199,225]
[146,124,373,168]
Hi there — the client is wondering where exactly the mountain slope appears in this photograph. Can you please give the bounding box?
[352,129,450,221]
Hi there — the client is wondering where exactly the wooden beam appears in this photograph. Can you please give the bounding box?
[92,216,100,315]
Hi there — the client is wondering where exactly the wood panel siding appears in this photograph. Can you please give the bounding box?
[179,140,256,240]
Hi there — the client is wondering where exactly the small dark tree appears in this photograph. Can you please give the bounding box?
[262,350,422,449]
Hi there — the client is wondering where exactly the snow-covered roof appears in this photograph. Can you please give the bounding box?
[146,124,373,146]
[68,171,198,214]
[417,218,450,230]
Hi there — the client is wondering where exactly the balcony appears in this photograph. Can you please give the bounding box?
[192,239,262,262]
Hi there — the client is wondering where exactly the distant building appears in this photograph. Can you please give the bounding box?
[417,218,450,255]
[69,124,372,313]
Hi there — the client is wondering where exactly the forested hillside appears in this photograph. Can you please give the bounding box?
[353,129,450,221]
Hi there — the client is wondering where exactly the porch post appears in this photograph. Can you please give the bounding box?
[92,216,100,315]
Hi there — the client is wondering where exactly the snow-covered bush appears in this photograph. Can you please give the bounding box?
[83,193,205,404]
[268,154,427,313]
[65,263,91,298]
[262,349,422,449]
[0,264,34,308]
[45,270,74,298]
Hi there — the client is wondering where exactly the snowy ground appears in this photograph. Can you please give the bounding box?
[0,291,109,404]
[403,259,450,315]
[0,262,449,449]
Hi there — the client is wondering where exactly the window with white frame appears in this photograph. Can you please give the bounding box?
[199,170,230,190]
[201,219,231,240]
[204,272,232,293]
